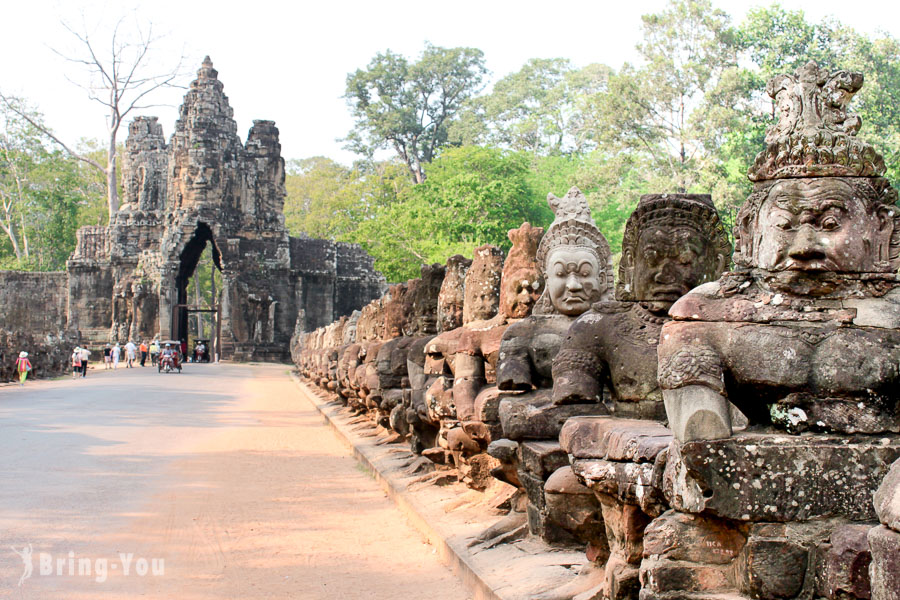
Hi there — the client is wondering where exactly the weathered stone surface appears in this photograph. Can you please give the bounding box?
[642,510,746,566]
[0,272,68,335]
[640,557,732,595]
[436,255,470,333]
[499,396,606,440]
[817,524,873,600]
[868,525,900,600]
[664,433,900,521]
[559,416,672,461]
[736,538,808,599]
[573,458,668,519]
[518,441,569,480]
[544,467,605,545]
[874,457,900,532]
[552,193,730,423]
[659,63,900,442]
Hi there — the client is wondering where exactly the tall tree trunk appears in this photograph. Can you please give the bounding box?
[210,261,216,307]
[19,211,28,258]
[194,268,203,338]
[0,220,22,261]
[107,133,119,216]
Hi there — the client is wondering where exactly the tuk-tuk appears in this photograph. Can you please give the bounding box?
[158,341,182,373]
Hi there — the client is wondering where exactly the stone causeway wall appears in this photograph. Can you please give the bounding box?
[292,62,900,599]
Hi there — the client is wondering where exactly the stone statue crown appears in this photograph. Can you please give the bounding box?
[536,187,611,270]
[748,61,884,181]
[534,187,613,315]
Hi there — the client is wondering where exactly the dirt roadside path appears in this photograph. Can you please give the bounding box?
[3,364,471,599]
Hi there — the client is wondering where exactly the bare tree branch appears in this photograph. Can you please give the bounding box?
[44,12,188,217]
[0,94,106,173]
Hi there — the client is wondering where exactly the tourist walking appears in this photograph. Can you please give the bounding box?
[125,340,137,368]
[71,347,83,380]
[103,344,112,369]
[111,343,121,369]
[139,340,148,366]
[79,346,90,378]
[15,351,31,386]
[150,339,160,366]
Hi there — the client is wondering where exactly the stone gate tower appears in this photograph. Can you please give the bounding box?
[65,58,384,361]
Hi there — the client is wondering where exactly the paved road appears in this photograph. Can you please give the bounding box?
[0,363,470,599]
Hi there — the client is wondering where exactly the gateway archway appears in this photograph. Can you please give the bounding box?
[172,223,223,353]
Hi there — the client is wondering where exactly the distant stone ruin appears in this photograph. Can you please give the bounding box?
[0,57,384,366]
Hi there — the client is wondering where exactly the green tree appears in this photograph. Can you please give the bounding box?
[343,43,488,183]
[453,59,612,155]
[0,98,107,271]
[350,146,552,281]
[284,157,410,240]
[587,0,741,197]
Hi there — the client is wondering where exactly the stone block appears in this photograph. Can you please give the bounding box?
[817,524,873,599]
[499,397,606,440]
[560,416,672,461]
[874,457,900,532]
[518,441,569,479]
[572,458,668,516]
[474,385,505,424]
[518,469,547,510]
[664,433,900,521]
[544,467,606,546]
[868,525,900,600]
[600,496,653,564]
[640,557,732,595]
[605,556,640,600]
[642,510,746,565]
[486,438,517,462]
[736,538,808,599]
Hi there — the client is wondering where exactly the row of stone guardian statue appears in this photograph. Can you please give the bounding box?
[293,63,900,600]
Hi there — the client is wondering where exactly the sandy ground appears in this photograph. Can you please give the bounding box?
[0,363,472,599]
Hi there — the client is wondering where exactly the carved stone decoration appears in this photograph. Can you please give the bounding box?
[647,62,900,600]
[56,57,385,360]
[437,255,471,333]
[659,63,900,443]
[553,193,731,420]
[484,188,613,544]
[421,226,544,487]
[543,195,726,593]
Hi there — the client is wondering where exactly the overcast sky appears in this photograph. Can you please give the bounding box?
[3,0,900,165]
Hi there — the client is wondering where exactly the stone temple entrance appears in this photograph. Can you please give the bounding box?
[60,58,384,361]
[173,222,222,344]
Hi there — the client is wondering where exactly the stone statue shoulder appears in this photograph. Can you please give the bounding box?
[846,286,900,328]
[667,281,722,321]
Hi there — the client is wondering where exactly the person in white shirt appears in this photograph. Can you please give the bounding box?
[111,343,121,369]
[79,347,90,378]
[124,340,137,368]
